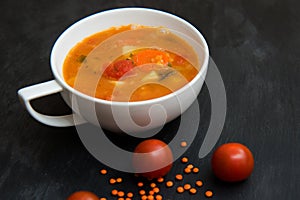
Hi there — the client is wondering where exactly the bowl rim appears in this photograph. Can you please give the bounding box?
[50,7,209,106]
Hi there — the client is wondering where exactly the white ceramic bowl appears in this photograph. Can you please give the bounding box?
[18,8,209,133]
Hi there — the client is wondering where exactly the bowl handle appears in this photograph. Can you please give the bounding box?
[18,80,84,127]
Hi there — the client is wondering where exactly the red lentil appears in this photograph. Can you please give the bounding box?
[157,177,164,183]
[137,182,144,187]
[184,184,191,190]
[109,178,117,184]
[205,190,213,198]
[155,194,163,200]
[175,174,183,181]
[117,191,125,197]
[127,192,133,198]
[189,188,197,194]
[150,183,156,188]
[177,186,185,193]
[180,141,187,147]
[181,157,188,163]
[192,167,199,173]
[187,164,194,169]
[184,167,192,174]
[153,187,160,193]
[139,190,146,195]
[111,189,118,196]
[116,177,123,183]
[148,195,154,200]
[166,181,174,187]
[195,180,203,187]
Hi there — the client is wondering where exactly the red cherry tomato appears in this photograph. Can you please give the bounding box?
[133,139,173,179]
[67,191,99,200]
[211,143,254,182]
[103,59,134,79]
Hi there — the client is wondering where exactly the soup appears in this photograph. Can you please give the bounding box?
[63,24,200,102]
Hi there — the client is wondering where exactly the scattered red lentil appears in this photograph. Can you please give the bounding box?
[111,189,118,196]
[175,174,183,181]
[100,169,107,175]
[100,198,107,200]
[125,198,131,200]
[109,178,117,184]
[117,191,125,197]
[180,141,188,147]
[205,190,213,198]
[141,195,147,200]
[118,198,124,200]
[183,183,191,190]
[155,194,163,200]
[184,167,192,174]
[187,164,194,169]
[150,183,156,188]
[127,192,133,198]
[149,190,155,195]
[181,157,188,163]
[139,190,146,195]
[148,195,154,200]
[157,177,164,183]
[192,167,199,173]
[195,180,203,187]
[176,186,185,193]
[153,187,160,193]
[137,182,144,187]
[189,188,197,194]
[116,177,123,183]
[166,181,174,187]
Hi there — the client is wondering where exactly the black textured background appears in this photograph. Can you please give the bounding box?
[1,0,300,199]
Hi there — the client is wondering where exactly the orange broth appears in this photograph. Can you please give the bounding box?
[63,25,200,102]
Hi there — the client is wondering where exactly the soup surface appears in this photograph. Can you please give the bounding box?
[63,24,200,101]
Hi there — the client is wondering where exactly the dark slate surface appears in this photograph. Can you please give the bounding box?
[1,0,299,199]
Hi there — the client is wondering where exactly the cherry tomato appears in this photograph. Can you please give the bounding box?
[211,143,254,182]
[133,139,173,179]
[103,59,134,79]
[67,191,99,200]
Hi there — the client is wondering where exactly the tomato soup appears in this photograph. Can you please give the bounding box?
[63,25,200,102]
